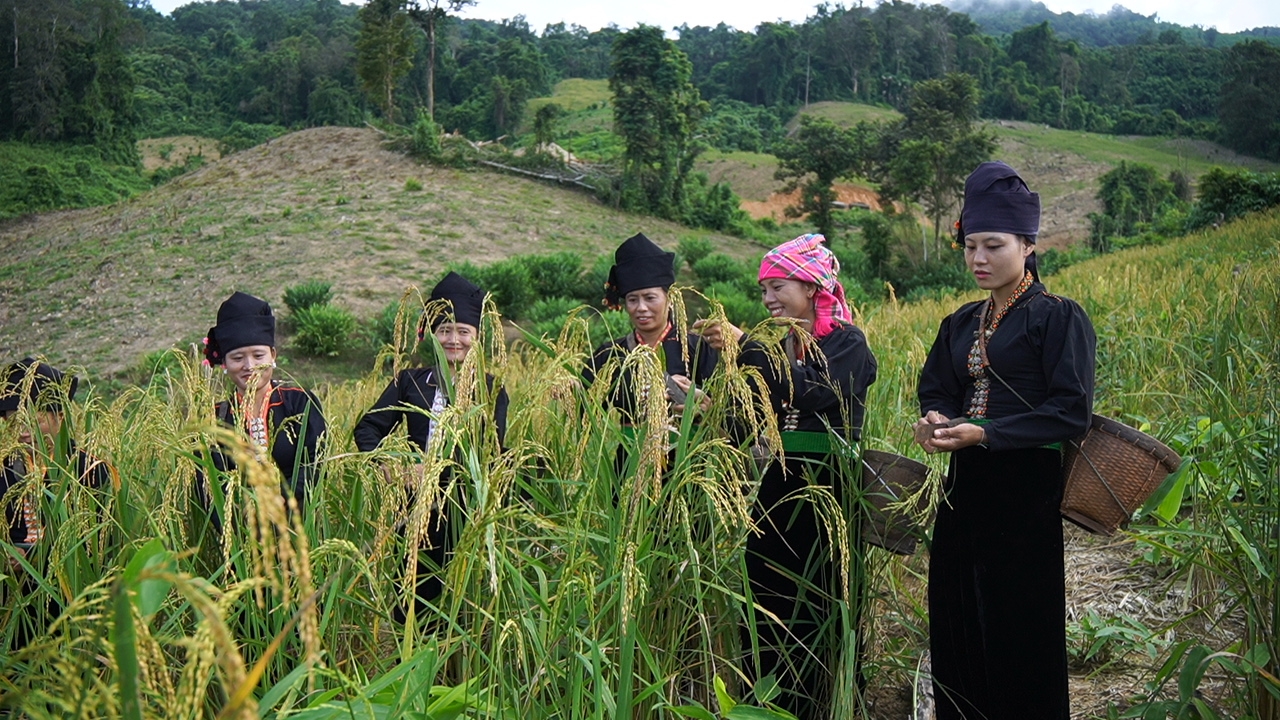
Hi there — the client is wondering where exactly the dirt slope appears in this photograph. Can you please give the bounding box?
[0,127,749,376]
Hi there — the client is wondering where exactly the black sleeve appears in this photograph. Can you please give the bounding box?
[278,389,327,500]
[297,390,326,471]
[493,385,509,448]
[582,340,618,386]
[917,314,966,420]
[690,335,719,386]
[984,299,1096,451]
[788,328,877,417]
[77,451,115,490]
[297,390,326,497]
[353,374,407,452]
[737,337,785,416]
[210,400,236,473]
[741,330,876,416]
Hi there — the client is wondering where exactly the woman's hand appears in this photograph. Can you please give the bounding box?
[693,318,743,351]
[670,374,710,415]
[914,411,986,453]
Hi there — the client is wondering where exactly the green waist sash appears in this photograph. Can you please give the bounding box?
[779,430,856,456]
[967,418,1062,452]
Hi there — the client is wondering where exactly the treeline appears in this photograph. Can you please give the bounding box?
[667,7,1280,159]
[4,0,1280,164]
[952,0,1279,49]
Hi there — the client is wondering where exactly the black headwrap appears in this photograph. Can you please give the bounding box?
[205,292,276,366]
[603,233,676,309]
[0,358,78,413]
[421,271,485,338]
[959,161,1042,281]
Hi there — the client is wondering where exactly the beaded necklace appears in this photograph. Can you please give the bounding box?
[965,271,1034,418]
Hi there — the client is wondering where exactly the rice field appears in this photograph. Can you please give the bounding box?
[1,210,1277,718]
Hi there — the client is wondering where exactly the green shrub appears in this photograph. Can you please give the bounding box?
[404,177,423,191]
[0,142,149,219]
[1187,167,1280,230]
[520,252,586,299]
[704,282,769,326]
[525,296,582,338]
[1038,244,1097,277]
[887,256,972,301]
[677,237,714,269]
[484,259,535,317]
[588,309,632,347]
[576,254,614,306]
[412,113,443,161]
[150,154,206,186]
[371,301,422,349]
[219,122,288,153]
[292,304,357,356]
[283,281,335,314]
[692,253,756,294]
[526,296,582,324]
[683,174,753,236]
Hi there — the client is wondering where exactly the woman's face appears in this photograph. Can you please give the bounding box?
[759,278,815,321]
[963,232,1033,294]
[223,345,276,394]
[434,322,477,366]
[624,287,669,335]
[0,408,61,448]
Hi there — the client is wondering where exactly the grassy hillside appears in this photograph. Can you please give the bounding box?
[0,126,752,380]
[735,102,1280,247]
[790,100,903,129]
[524,78,610,116]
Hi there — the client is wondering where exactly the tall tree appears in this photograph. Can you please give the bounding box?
[773,114,870,237]
[1219,41,1280,161]
[820,5,878,99]
[406,0,474,120]
[873,73,997,258]
[356,0,414,121]
[609,25,707,219]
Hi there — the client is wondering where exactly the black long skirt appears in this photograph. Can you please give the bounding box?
[744,453,862,720]
[929,446,1069,720]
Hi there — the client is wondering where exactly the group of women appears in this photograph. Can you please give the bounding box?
[2,162,1095,720]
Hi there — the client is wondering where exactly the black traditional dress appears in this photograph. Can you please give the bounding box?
[211,382,326,505]
[353,367,508,608]
[585,323,719,423]
[739,323,877,719]
[918,279,1095,720]
[2,440,114,647]
[2,442,113,545]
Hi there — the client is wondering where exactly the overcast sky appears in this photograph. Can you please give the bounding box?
[450,0,1275,35]
[144,0,1278,35]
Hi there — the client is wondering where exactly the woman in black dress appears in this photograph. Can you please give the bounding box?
[1,359,114,648]
[585,232,718,422]
[915,162,1096,720]
[698,233,877,719]
[203,292,326,508]
[353,272,508,614]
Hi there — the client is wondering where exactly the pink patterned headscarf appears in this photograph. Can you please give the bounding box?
[758,233,853,338]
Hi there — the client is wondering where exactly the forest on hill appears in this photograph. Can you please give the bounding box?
[949,0,1280,48]
[2,0,1279,168]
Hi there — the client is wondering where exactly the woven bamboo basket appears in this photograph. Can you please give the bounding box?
[861,450,932,555]
[1061,414,1182,535]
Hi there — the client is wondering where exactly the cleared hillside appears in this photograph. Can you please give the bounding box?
[709,103,1280,247]
[0,127,750,377]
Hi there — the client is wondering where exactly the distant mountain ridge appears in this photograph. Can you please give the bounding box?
[946,0,1280,47]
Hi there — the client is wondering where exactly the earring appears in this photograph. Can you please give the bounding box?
[221,367,227,374]
[271,361,277,368]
